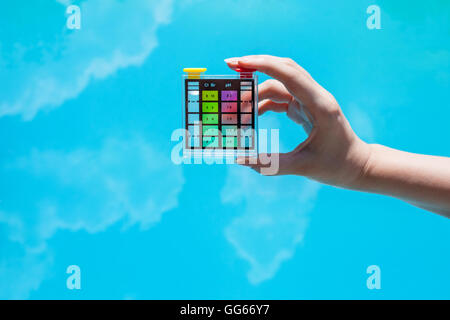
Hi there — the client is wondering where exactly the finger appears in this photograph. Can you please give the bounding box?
[257,80,313,132]
[225,56,313,81]
[226,55,321,105]
[258,99,289,115]
[224,57,240,69]
[258,79,292,103]
[258,99,314,135]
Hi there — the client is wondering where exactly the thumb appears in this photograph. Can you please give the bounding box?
[236,152,299,176]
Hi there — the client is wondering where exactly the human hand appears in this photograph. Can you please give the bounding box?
[225,55,372,189]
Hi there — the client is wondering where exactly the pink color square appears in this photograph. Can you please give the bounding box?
[241,101,253,113]
[221,102,237,113]
[222,114,238,124]
[241,113,253,124]
[240,90,252,101]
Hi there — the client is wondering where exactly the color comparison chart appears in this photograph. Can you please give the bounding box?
[183,68,258,156]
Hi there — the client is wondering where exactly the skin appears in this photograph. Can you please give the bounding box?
[225,55,450,218]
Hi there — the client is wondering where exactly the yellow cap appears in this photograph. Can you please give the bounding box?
[183,68,207,79]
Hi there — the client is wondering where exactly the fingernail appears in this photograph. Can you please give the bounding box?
[239,57,251,63]
[224,58,238,64]
[235,157,246,165]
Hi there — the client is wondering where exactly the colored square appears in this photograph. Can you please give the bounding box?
[221,90,237,101]
[241,113,252,124]
[202,114,219,124]
[203,136,219,148]
[241,101,253,113]
[188,136,200,148]
[240,136,253,148]
[188,81,199,87]
[221,102,237,113]
[223,137,237,148]
[202,90,218,101]
[202,102,218,113]
[222,114,237,124]
[222,125,238,136]
[188,125,200,136]
[203,125,219,136]
[188,101,199,112]
[188,90,199,101]
[240,126,253,148]
[188,113,199,124]
[240,91,252,101]
[240,126,253,137]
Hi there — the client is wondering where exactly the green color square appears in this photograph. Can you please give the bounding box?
[202,102,218,112]
[203,125,219,136]
[223,137,237,148]
[202,114,218,124]
[203,136,219,148]
[202,90,218,101]
[222,125,238,136]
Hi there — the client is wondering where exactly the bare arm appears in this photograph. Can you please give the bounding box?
[225,55,450,218]
[358,144,450,217]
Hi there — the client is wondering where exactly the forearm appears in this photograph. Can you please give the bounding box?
[357,144,450,218]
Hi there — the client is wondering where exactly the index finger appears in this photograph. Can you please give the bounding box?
[225,55,321,106]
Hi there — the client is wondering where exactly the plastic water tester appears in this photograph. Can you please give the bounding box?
[183,67,258,159]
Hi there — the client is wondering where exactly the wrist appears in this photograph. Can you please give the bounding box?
[348,142,377,191]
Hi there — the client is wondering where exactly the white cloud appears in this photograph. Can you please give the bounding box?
[0,246,52,300]
[222,166,320,284]
[0,0,180,299]
[0,210,53,299]
[0,0,173,120]
[55,0,71,5]
[0,136,184,298]
[15,137,184,245]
